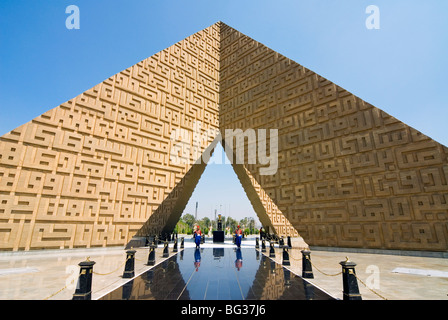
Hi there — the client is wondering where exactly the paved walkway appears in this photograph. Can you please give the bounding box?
[0,236,447,300]
[100,246,334,300]
[270,245,448,300]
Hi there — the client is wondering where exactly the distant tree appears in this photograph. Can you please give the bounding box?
[197,217,210,233]
[175,220,191,234]
[239,217,248,229]
[201,217,211,230]
[182,214,196,229]
[248,217,255,234]
[226,217,238,232]
[237,217,256,234]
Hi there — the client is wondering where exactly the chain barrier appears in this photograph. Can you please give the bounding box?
[288,250,303,262]
[42,245,177,300]
[43,278,75,300]
[304,255,342,277]
[43,253,132,299]
[283,247,388,300]
[44,243,387,300]
[93,256,130,276]
[352,271,388,300]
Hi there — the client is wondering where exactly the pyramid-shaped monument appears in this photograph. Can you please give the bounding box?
[1,22,447,252]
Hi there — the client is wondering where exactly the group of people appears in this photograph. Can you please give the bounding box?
[191,226,270,273]
[192,225,244,248]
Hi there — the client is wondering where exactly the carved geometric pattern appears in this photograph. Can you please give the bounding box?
[229,162,298,237]
[1,22,447,252]
[219,23,448,252]
[0,24,220,250]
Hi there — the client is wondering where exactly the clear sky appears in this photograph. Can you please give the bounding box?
[182,142,261,224]
[1,1,447,222]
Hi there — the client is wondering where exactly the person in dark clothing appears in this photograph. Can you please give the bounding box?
[235,225,243,248]
[195,226,202,248]
[259,227,266,240]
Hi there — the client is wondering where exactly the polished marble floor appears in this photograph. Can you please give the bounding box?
[2,236,447,300]
[99,247,334,300]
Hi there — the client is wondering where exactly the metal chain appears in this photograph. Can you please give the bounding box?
[304,256,343,277]
[288,251,303,262]
[303,252,388,300]
[43,278,75,300]
[93,256,130,276]
[352,272,388,300]
[43,252,146,300]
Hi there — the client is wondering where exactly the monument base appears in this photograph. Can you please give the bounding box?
[213,231,224,243]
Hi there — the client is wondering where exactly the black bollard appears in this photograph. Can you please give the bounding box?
[255,237,259,249]
[173,237,178,252]
[72,258,96,300]
[283,269,291,287]
[279,236,284,248]
[261,239,266,252]
[269,242,275,258]
[123,250,136,279]
[180,237,184,249]
[163,241,169,258]
[146,245,156,266]
[122,279,134,300]
[301,250,314,279]
[270,260,276,274]
[303,279,315,300]
[340,257,362,300]
[282,246,290,266]
[287,236,292,248]
[201,234,205,244]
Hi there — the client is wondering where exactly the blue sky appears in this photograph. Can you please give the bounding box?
[1,1,447,222]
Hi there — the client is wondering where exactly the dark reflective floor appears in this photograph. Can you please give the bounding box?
[100,247,334,300]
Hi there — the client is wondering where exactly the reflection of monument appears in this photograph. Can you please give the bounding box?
[194,248,201,271]
[213,248,224,259]
[235,248,243,271]
[213,214,225,242]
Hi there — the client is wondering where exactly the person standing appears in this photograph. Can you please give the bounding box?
[193,224,198,239]
[194,248,201,271]
[259,227,266,240]
[235,248,243,271]
[195,226,202,248]
[235,225,243,248]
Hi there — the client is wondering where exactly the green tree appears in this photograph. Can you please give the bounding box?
[182,213,196,229]
[247,217,255,234]
[175,220,191,234]
[201,217,211,230]
[239,217,248,229]
[226,217,238,232]
[197,217,211,234]
[238,217,256,234]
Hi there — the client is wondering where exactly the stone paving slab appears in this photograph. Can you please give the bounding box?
[265,245,448,300]
[0,236,447,300]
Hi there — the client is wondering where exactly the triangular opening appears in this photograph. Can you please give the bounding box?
[133,132,299,244]
[178,141,261,236]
